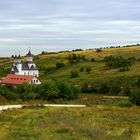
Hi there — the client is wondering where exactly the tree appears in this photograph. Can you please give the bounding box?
[91,58,95,62]
[57,81,79,99]
[70,70,79,78]
[38,81,60,100]
[135,77,140,88]
[80,67,84,72]
[56,62,65,69]
[86,67,92,74]
[129,89,140,105]
[96,48,102,52]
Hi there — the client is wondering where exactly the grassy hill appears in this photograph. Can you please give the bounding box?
[0,46,140,140]
[35,46,140,88]
[1,46,140,86]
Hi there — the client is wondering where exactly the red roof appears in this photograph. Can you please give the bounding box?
[1,74,34,85]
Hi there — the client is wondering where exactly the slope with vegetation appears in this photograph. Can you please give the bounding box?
[0,46,140,104]
[0,46,140,140]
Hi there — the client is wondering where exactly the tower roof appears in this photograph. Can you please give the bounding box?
[17,54,21,59]
[26,50,33,57]
[14,54,17,59]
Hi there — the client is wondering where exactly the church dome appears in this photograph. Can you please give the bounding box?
[26,50,33,57]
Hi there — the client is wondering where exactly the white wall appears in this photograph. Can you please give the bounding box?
[30,77,41,85]
[27,57,33,62]
[15,70,39,77]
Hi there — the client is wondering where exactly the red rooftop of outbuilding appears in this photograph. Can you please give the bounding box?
[1,74,34,85]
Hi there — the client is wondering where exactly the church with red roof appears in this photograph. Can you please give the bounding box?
[0,50,41,86]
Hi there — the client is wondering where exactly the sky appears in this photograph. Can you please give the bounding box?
[0,0,140,56]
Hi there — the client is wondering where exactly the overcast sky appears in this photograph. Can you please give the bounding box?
[0,0,140,56]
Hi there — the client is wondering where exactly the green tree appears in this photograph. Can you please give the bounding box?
[71,70,79,78]
[86,67,92,74]
[129,89,140,105]
[38,81,60,100]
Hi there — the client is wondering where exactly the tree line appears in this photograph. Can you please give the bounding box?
[0,80,79,101]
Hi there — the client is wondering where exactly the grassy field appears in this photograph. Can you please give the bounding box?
[0,46,140,140]
[0,104,140,140]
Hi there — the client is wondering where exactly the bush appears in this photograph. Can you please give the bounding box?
[104,55,134,71]
[135,77,140,88]
[38,80,79,100]
[80,67,85,72]
[108,81,121,95]
[129,89,140,105]
[44,67,56,74]
[68,54,86,64]
[91,58,95,62]
[38,81,60,100]
[56,62,65,69]
[0,80,79,101]
[86,67,92,74]
[82,80,122,95]
[57,81,79,100]
[113,100,133,107]
[81,82,93,93]
[70,70,79,78]
[96,48,102,52]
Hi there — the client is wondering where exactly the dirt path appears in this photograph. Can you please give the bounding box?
[0,104,86,111]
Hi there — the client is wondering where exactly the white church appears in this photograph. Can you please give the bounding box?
[0,50,42,85]
[11,50,39,77]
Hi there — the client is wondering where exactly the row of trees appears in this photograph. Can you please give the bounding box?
[0,80,79,101]
[81,77,140,105]
[68,54,87,64]
[38,62,65,75]
[104,56,136,71]
[70,67,92,78]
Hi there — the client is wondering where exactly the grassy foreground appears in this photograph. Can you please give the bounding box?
[0,105,140,140]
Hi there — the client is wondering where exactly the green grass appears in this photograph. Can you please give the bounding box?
[1,46,140,85]
[35,46,140,86]
[0,105,140,140]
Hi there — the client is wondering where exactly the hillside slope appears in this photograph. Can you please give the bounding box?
[1,46,140,86]
[35,46,140,86]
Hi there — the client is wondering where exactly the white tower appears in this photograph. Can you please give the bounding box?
[26,50,33,62]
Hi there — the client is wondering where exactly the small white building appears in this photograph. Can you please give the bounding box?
[11,50,39,77]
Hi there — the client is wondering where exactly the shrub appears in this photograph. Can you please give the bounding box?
[135,77,140,88]
[81,82,93,93]
[91,58,95,62]
[121,86,131,96]
[68,54,86,64]
[96,48,102,52]
[104,55,134,71]
[44,67,56,74]
[86,67,92,74]
[108,81,121,95]
[57,81,79,100]
[70,70,79,78]
[56,62,65,69]
[129,89,140,105]
[38,81,60,100]
[80,67,85,72]
[113,100,133,107]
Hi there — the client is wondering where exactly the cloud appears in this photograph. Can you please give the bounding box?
[0,0,140,56]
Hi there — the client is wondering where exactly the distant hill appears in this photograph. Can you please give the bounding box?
[1,45,140,87]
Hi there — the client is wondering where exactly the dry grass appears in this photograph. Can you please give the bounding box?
[0,105,140,140]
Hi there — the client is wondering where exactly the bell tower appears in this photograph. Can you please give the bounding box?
[26,50,33,62]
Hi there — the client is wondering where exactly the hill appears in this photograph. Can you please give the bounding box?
[35,46,140,90]
[1,46,140,87]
